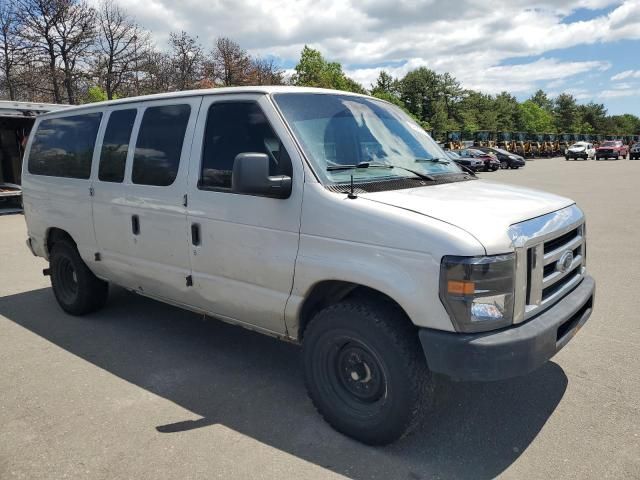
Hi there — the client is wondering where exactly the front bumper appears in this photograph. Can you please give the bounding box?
[419,275,595,382]
[596,151,615,157]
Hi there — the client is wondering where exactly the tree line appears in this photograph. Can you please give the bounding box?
[0,0,284,104]
[1,0,638,136]
[291,47,639,136]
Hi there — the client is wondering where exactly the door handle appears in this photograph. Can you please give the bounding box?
[131,215,140,235]
[191,223,201,246]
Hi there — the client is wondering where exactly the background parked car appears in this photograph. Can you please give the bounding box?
[565,141,595,160]
[630,143,640,160]
[474,146,525,169]
[445,150,484,171]
[453,148,500,171]
[596,140,629,160]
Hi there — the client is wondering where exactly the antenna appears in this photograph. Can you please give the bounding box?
[348,174,357,199]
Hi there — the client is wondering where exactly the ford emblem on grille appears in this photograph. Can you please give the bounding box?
[558,250,574,273]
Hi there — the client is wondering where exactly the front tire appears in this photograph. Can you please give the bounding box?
[50,241,108,315]
[302,299,433,445]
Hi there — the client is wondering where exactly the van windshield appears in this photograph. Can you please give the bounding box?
[273,93,462,184]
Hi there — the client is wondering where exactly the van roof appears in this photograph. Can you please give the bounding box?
[36,86,373,118]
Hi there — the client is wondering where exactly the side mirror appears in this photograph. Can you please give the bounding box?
[232,153,292,199]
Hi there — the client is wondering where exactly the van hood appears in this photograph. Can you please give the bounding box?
[360,179,574,253]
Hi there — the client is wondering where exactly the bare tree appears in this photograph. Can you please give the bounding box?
[169,30,202,91]
[52,0,96,104]
[249,57,284,86]
[96,0,144,99]
[0,1,26,100]
[211,37,251,86]
[140,47,172,94]
[15,0,64,102]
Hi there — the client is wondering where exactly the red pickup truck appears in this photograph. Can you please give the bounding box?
[595,140,629,160]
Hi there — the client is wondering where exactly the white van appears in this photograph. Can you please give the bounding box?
[22,86,595,445]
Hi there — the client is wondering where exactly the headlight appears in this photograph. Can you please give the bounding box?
[439,254,515,332]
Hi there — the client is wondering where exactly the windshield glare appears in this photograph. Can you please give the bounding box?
[273,93,461,184]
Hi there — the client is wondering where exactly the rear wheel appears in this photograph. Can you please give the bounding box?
[50,241,108,315]
[302,299,433,445]
[500,160,508,169]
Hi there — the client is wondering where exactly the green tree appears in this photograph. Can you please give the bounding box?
[397,67,440,123]
[458,90,498,131]
[577,102,607,133]
[85,85,108,102]
[609,114,640,134]
[530,89,554,111]
[291,45,364,93]
[494,92,520,131]
[371,70,397,96]
[518,100,555,132]
[554,93,580,132]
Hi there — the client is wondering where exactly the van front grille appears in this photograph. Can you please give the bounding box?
[524,224,585,318]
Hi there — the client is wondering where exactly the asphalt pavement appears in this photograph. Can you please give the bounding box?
[0,156,638,479]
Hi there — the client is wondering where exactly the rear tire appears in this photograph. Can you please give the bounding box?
[50,241,108,315]
[302,298,433,445]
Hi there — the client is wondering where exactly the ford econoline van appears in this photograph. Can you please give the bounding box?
[22,87,595,445]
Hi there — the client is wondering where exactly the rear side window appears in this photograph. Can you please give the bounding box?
[99,109,137,183]
[132,104,191,186]
[200,102,292,190]
[28,113,102,179]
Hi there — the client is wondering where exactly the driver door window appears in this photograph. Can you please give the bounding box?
[199,102,292,190]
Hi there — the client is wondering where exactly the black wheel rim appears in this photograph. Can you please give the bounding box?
[335,343,385,403]
[314,333,388,419]
[55,256,79,305]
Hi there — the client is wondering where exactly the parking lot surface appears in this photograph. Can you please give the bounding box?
[1,157,639,480]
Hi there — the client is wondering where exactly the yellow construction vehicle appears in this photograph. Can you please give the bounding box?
[558,133,572,156]
[497,132,513,151]
[529,133,544,157]
[445,131,463,150]
[473,130,495,148]
[513,132,528,157]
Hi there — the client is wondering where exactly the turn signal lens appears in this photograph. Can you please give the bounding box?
[447,280,475,295]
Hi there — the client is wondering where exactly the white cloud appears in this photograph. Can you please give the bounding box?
[599,88,640,98]
[103,0,640,104]
[611,70,640,81]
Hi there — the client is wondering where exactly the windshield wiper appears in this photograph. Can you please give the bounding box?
[390,166,436,181]
[326,162,392,171]
[415,157,450,165]
[327,161,436,181]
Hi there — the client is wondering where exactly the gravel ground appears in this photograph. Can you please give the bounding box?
[0,156,638,480]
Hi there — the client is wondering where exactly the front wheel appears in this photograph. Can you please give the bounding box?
[50,241,108,315]
[302,299,433,445]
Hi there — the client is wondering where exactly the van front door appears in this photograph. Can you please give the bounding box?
[185,94,303,335]
[123,97,202,302]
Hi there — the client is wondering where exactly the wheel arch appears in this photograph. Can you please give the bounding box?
[296,280,413,342]
[46,227,77,258]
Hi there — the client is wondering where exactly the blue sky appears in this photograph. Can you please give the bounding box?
[110,0,640,116]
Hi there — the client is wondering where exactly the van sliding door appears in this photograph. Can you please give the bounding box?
[119,96,203,302]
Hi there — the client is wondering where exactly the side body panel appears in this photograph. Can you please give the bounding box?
[21,107,103,262]
[286,182,486,335]
[185,94,304,335]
